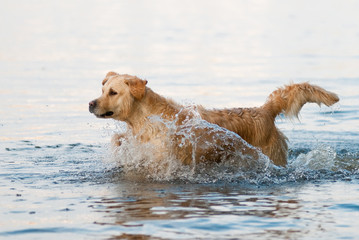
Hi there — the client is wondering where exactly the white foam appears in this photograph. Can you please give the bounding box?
[289,145,336,171]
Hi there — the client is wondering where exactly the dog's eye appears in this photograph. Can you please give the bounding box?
[109,89,118,96]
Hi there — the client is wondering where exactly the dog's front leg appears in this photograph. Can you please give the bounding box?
[111,133,126,147]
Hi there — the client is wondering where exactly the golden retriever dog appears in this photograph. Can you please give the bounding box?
[89,72,339,166]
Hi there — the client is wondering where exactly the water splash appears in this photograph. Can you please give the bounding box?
[289,145,336,170]
[108,106,359,184]
[110,106,275,182]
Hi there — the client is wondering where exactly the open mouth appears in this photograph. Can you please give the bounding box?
[99,111,114,118]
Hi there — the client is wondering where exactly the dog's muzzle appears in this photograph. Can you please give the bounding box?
[89,100,114,118]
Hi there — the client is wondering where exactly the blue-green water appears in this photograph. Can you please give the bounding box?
[1,1,359,239]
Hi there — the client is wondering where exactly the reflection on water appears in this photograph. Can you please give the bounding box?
[87,181,359,240]
[92,184,303,225]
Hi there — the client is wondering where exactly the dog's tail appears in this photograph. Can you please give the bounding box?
[263,82,339,119]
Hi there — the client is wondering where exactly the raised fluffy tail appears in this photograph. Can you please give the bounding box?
[263,82,339,118]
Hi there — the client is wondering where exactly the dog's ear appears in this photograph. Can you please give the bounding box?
[125,77,148,100]
[102,72,118,85]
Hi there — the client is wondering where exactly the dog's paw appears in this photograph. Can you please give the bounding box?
[111,133,125,147]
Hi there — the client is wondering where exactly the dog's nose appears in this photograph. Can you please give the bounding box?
[89,100,96,107]
[89,100,97,113]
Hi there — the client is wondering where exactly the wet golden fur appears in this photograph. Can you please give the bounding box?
[89,72,339,166]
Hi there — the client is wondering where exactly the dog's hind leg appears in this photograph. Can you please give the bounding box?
[261,128,288,166]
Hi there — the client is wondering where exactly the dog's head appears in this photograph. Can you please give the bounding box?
[89,72,148,121]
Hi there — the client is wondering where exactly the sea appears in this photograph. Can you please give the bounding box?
[1,1,358,239]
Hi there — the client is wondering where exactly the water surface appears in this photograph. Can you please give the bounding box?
[1,1,359,239]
